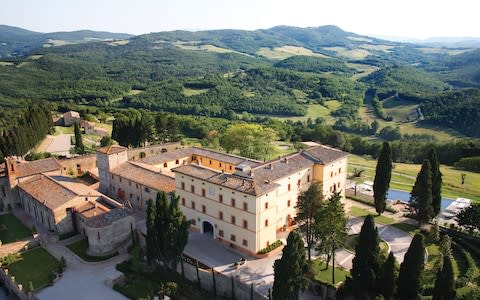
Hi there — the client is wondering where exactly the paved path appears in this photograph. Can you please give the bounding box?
[37,238,129,300]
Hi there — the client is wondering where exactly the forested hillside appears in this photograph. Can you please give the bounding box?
[1,24,480,159]
[0,24,133,58]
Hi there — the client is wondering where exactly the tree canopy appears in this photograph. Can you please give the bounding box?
[373,142,392,215]
[272,231,308,300]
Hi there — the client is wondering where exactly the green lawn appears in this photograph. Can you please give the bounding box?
[348,206,395,224]
[390,222,420,235]
[7,247,60,290]
[0,214,33,243]
[348,154,480,202]
[67,239,118,262]
[310,259,349,285]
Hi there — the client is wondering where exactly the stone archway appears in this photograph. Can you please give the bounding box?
[202,221,214,238]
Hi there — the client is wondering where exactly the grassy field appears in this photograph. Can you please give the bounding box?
[358,96,464,141]
[416,47,473,55]
[348,154,480,202]
[348,206,395,224]
[8,247,60,290]
[182,87,210,96]
[359,44,395,52]
[310,259,349,285]
[271,101,341,124]
[257,45,328,60]
[0,214,33,243]
[111,89,142,103]
[347,63,379,80]
[67,239,118,262]
[174,42,235,54]
[323,47,370,60]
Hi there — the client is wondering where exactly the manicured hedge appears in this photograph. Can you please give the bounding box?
[257,240,283,254]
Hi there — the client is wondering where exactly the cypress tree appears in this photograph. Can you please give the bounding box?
[432,255,456,300]
[428,149,443,217]
[410,159,434,226]
[272,231,308,300]
[145,199,156,263]
[350,215,382,299]
[153,192,190,270]
[397,234,425,300]
[74,122,85,154]
[379,252,397,300]
[374,142,392,215]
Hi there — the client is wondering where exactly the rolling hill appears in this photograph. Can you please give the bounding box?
[1,24,479,138]
[0,24,133,58]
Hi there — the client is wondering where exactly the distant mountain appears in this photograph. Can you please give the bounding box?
[140,25,397,55]
[0,25,133,58]
[418,37,480,48]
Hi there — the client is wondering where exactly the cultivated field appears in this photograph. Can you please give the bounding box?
[323,46,370,59]
[257,45,329,60]
[348,154,480,202]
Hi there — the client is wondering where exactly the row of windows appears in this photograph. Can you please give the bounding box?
[181,198,260,230]
[330,168,342,178]
[181,184,251,211]
[217,230,248,246]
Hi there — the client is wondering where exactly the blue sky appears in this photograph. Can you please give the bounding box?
[1,0,478,39]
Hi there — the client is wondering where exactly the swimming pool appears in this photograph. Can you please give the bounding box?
[387,189,454,211]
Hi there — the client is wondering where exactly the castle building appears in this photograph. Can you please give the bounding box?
[97,143,348,256]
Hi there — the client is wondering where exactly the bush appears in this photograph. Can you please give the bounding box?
[455,156,480,173]
[257,240,283,254]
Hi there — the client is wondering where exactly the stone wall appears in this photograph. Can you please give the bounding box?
[85,214,135,256]
[0,267,38,300]
[58,155,97,176]
[127,143,183,161]
[177,262,267,300]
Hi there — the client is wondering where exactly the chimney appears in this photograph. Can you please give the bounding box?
[6,158,17,177]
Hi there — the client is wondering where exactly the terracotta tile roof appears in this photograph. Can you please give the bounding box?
[138,148,194,165]
[85,207,134,228]
[110,162,175,193]
[19,175,79,210]
[18,175,103,210]
[191,147,262,167]
[172,164,279,196]
[303,144,348,164]
[96,145,127,155]
[252,153,314,184]
[16,158,62,178]
[173,144,347,196]
[64,111,80,118]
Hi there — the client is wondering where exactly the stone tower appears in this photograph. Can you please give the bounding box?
[96,145,128,194]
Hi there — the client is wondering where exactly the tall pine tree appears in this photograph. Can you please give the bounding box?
[428,149,443,217]
[410,159,434,226]
[432,255,456,300]
[74,122,85,154]
[373,142,392,215]
[152,192,190,270]
[295,182,324,261]
[272,231,308,300]
[379,252,397,300]
[397,234,425,300]
[351,215,382,299]
[146,199,157,264]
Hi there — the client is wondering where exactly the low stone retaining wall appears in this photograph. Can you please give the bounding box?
[0,267,38,300]
[177,260,267,300]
